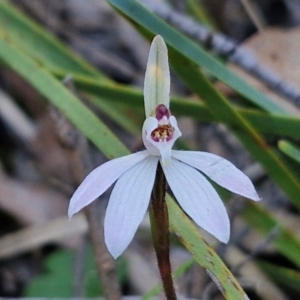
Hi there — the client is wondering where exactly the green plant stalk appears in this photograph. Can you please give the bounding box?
[278,140,300,164]
[52,70,300,139]
[150,164,177,300]
[167,196,249,300]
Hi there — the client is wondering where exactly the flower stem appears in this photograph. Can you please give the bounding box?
[150,164,177,300]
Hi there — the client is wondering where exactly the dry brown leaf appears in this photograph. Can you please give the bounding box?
[221,27,300,115]
[0,169,68,226]
[0,214,87,259]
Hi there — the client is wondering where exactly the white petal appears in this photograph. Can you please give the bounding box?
[169,116,182,142]
[172,150,260,201]
[68,151,149,218]
[105,156,159,258]
[144,35,170,117]
[142,116,160,156]
[162,158,230,243]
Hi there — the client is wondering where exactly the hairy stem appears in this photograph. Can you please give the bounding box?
[150,164,177,300]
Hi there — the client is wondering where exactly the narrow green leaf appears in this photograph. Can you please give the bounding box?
[168,49,300,210]
[0,32,129,159]
[167,194,300,296]
[242,110,300,138]
[107,0,289,114]
[0,0,106,79]
[258,261,300,292]
[167,196,249,300]
[60,73,300,138]
[278,140,300,164]
[241,202,300,268]
[0,1,141,136]
[186,0,216,29]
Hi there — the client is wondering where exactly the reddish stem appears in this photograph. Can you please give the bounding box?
[150,164,177,300]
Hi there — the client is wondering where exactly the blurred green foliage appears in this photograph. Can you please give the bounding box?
[25,247,126,297]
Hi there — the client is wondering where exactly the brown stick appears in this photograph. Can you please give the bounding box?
[85,203,122,300]
[50,80,122,299]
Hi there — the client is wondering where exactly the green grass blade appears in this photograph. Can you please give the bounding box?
[0,2,141,140]
[241,202,300,268]
[61,73,300,138]
[242,111,300,138]
[186,0,216,28]
[168,49,300,210]
[107,0,289,114]
[167,196,249,300]
[0,32,129,159]
[258,261,300,292]
[0,0,106,79]
[166,195,300,296]
[278,140,300,164]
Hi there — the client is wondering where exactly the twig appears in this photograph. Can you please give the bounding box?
[21,0,138,81]
[0,88,37,144]
[240,0,266,31]
[73,235,88,297]
[0,214,87,260]
[140,0,300,107]
[50,77,122,300]
[85,203,122,300]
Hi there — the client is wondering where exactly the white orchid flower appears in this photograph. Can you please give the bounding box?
[68,35,260,259]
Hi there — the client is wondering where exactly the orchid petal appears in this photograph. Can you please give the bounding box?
[162,158,230,243]
[144,35,170,117]
[142,116,160,156]
[169,116,182,143]
[68,151,149,218]
[105,156,159,258]
[172,150,260,201]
